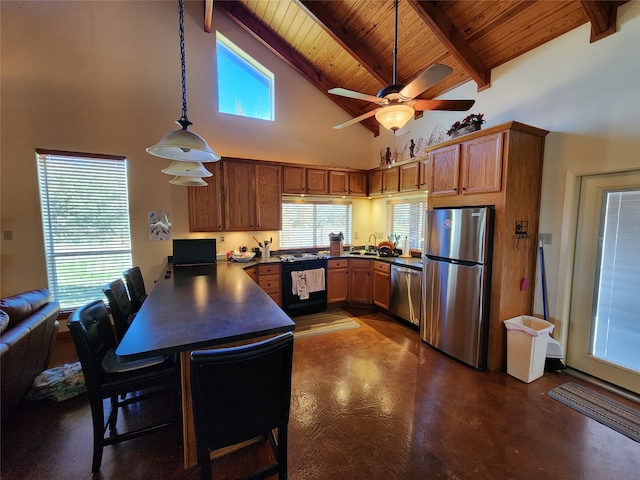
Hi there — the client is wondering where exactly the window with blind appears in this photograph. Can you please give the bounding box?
[281,201,352,249]
[36,150,133,310]
[386,200,425,251]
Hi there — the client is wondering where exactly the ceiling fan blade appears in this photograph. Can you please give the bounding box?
[413,99,475,111]
[332,109,381,129]
[399,64,453,101]
[328,88,383,104]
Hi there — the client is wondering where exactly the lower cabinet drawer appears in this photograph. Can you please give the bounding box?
[258,274,280,294]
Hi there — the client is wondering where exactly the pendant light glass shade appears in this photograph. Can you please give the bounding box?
[169,175,208,186]
[375,104,414,132]
[161,160,213,177]
[147,124,220,163]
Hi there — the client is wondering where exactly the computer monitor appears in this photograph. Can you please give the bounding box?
[172,238,217,266]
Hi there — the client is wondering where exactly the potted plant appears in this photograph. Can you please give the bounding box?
[447,113,485,137]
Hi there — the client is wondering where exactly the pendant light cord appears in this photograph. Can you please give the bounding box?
[178,0,192,128]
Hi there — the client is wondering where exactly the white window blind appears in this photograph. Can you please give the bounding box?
[281,201,352,249]
[386,200,425,250]
[36,150,133,310]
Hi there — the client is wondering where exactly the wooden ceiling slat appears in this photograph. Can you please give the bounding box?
[479,2,588,68]
[409,0,491,90]
[297,0,387,85]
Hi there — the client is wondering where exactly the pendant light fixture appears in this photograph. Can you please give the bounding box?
[147,0,220,185]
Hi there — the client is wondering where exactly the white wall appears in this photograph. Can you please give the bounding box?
[372,2,640,344]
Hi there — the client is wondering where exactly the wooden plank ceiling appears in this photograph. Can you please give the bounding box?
[205,1,626,135]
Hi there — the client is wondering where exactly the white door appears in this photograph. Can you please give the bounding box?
[567,170,640,393]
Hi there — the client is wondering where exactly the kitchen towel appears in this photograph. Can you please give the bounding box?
[292,271,309,300]
[291,268,325,299]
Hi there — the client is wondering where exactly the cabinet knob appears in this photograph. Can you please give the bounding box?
[462,187,466,191]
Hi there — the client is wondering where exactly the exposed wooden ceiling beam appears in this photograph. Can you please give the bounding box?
[215,1,379,136]
[580,1,620,42]
[204,0,214,33]
[296,0,388,86]
[409,0,491,91]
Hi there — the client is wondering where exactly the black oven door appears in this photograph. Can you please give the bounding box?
[281,259,328,317]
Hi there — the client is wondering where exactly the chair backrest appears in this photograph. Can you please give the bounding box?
[123,267,147,313]
[190,332,294,452]
[103,279,135,343]
[68,300,117,394]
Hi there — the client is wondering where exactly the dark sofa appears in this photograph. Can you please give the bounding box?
[1,289,60,423]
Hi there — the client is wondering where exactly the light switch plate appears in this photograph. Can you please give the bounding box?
[539,233,552,245]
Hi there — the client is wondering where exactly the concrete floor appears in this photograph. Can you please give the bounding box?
[2,307,639,479]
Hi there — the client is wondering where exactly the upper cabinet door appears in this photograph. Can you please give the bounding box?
[368,170,383,195]
[329,170,349,195]
[348,171,368,196]
[430,144,461,197]
[282,166,306,194]
[306,168,328,194]
[188,162,224,232]
[224,160,257,231]
[255,164,282,230]
[460,133,504,195]
[399,162,420,191]
[383,166,400,193]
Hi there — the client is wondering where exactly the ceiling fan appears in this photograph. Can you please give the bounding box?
[329,0,474,132]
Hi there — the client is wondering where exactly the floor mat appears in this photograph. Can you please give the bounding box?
[548,382,640,443]
[292,309,360,339]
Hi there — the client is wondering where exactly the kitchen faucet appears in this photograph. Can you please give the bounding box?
[368,234,377,252]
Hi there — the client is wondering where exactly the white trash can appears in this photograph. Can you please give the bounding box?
[503,315,554,383]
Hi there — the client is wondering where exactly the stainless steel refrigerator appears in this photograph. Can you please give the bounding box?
[421,207,493,369]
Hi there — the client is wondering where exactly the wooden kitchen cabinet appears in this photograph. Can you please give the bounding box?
[419,157,429,190]
[430,132,503,198]
[383,166,400,193]
[460,132,503,195]
[327,259,349,303]
[282,166,328,194]
[223,160,281,231]
[255,164,282,230]
[348,259,372,304]
[328,170,348,195]
[349,171,367,196]
[245,266,258,283]
[282,166,306,194]
[188,161,224,231]
[399,162,420,191]
[430,144,460,197]
[372,261,391,310]
[307,168,328,194]
[368,169,383,195]
[257,264,281,306]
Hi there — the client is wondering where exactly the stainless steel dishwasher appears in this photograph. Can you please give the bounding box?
[390,265,421,326]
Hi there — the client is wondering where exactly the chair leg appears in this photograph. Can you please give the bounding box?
[90,399,105,473]
[108,396,119,431]
[197,448,213,480]
[277,427,288,480]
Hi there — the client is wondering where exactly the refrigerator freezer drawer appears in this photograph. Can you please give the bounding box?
[421,258,488,368]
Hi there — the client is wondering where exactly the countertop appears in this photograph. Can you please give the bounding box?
[233,253,423,270]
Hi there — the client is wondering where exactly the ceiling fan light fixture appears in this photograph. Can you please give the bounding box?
[161,160,213,177]
[375,104,414,132]
[169,175,208,187]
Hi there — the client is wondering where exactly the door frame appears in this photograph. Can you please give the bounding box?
[553,163,640,363]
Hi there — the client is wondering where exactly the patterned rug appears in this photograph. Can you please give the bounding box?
[548,382,640,443]
[292,309,360,339]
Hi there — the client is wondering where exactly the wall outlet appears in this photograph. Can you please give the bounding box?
[354,232,358,239]
[539,233,552,245]
[220,236,224,243]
